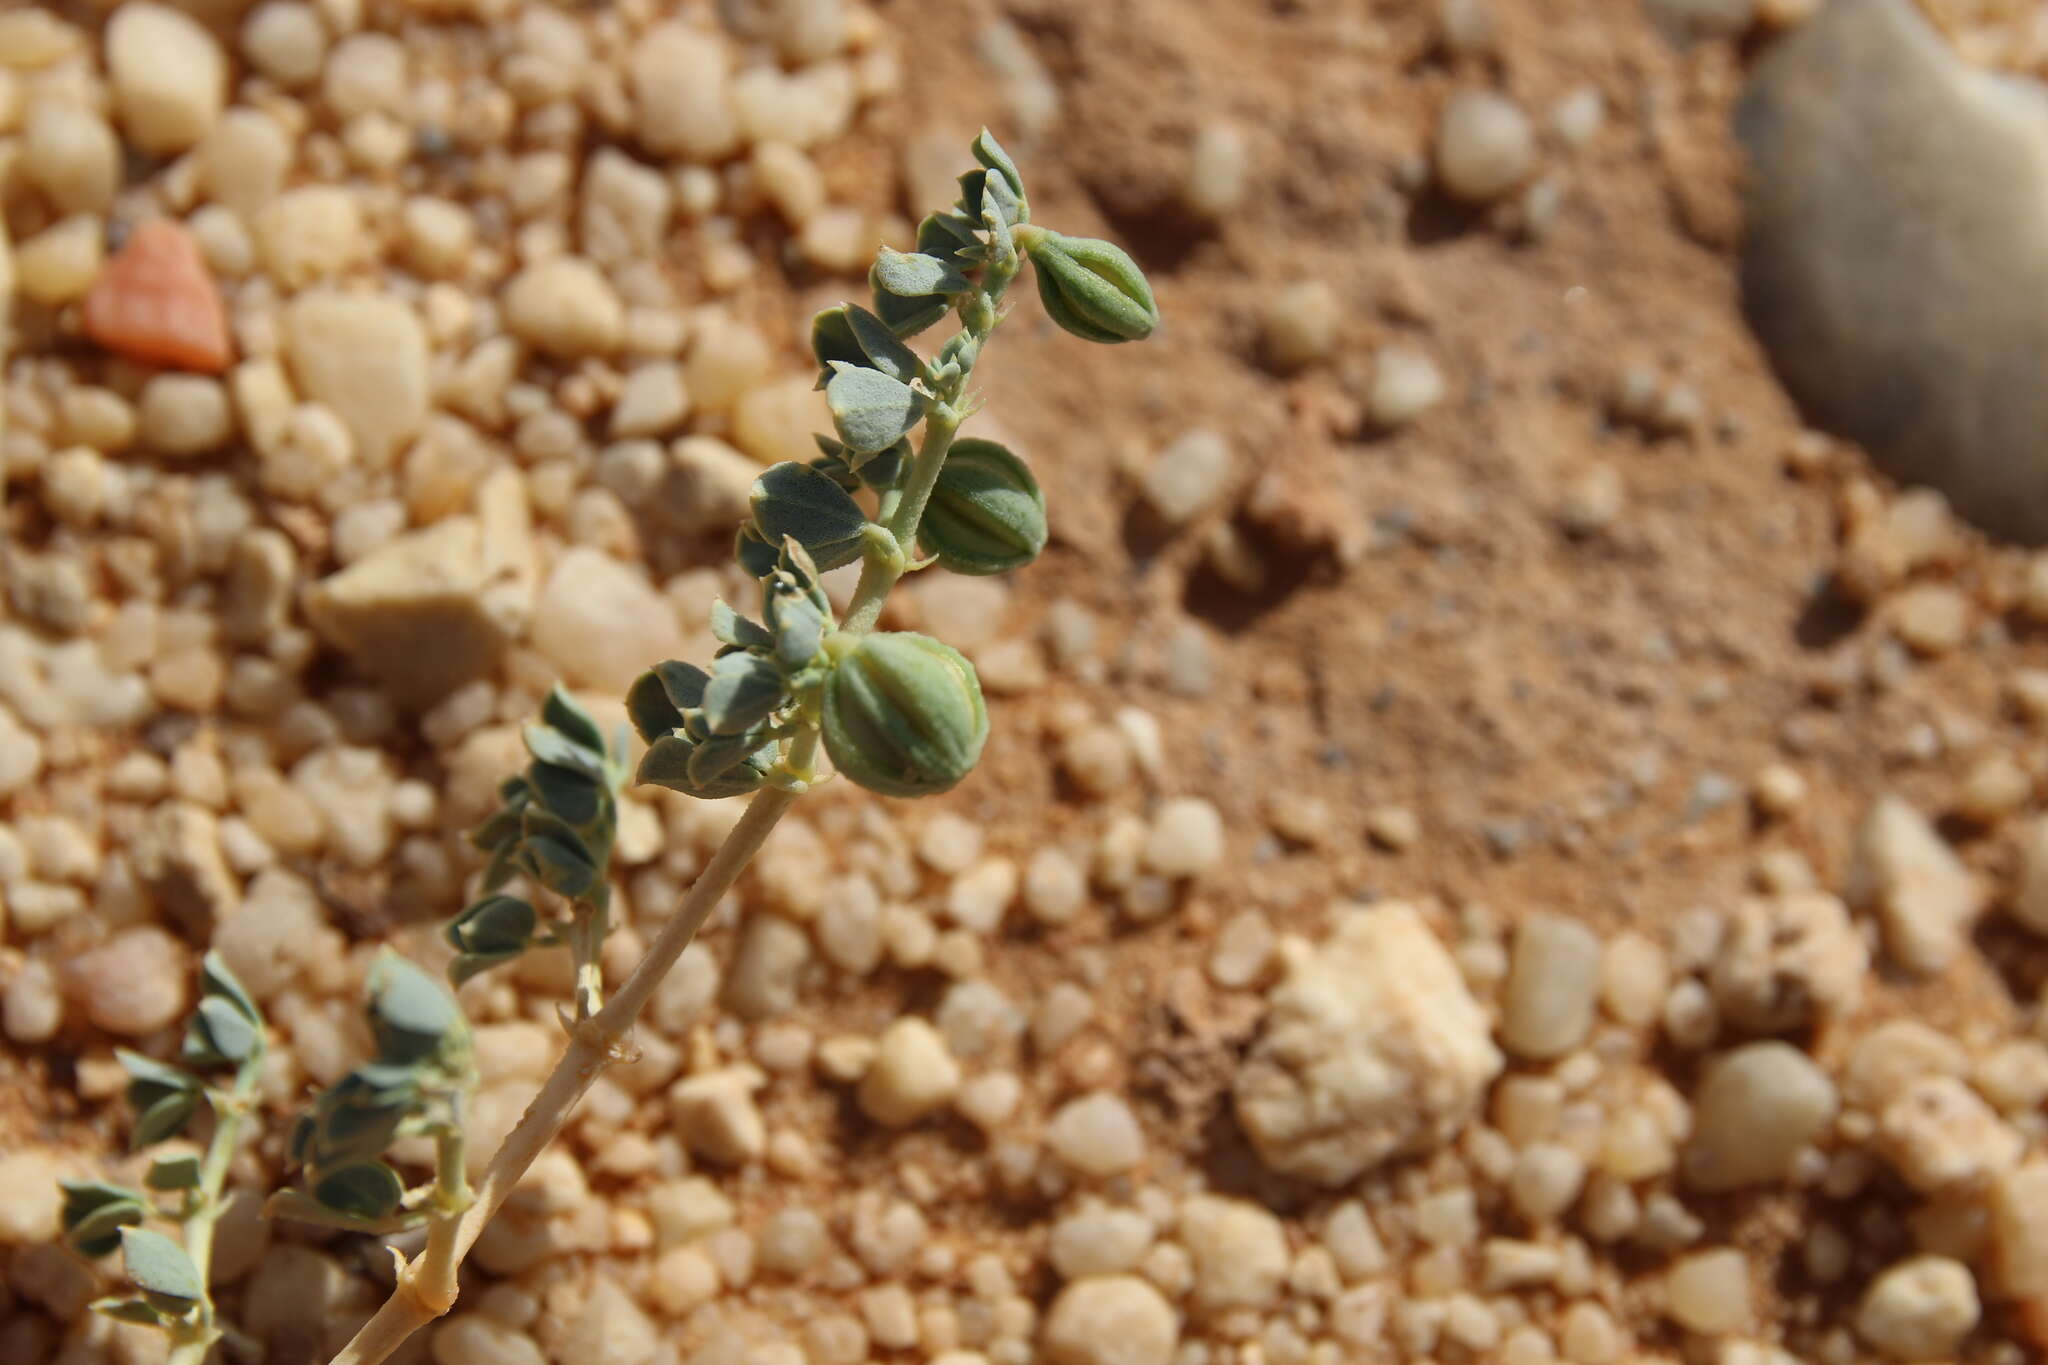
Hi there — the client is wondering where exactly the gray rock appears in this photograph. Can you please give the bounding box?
[1738,0,2048,541]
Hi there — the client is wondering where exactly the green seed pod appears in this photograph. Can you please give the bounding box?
[917,438,1047,575]
[822,632,987,798]
[1024,230,1158,344]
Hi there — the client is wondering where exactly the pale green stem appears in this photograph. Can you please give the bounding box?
[840,407,962,636]
[166,1056,262,1365]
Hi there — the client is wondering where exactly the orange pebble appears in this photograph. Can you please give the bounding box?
[81,219,233,373]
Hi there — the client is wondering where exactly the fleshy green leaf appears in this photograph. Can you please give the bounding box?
[199,952,260,1024]
[810,305,866,384]
[688,735,769,787]
[146,1154,203,1192]
[540,686,607,756]
[365,955,465,1069]
[61,1181,149,1258]
[184,994,260,1067]
[736,523,781,578]
[871,247,970,300]
[117,1050,199,1107]
[701,653,788,737]
[825,366,923,456]
[525,723,604,779]
[844,306,923,384]
[710,599,775,652]
[519,832,599,900]
[302,1065,418,1169]
[527,761,605,829]
[636,733,774,800]
[446,895,539,958]
[312,1162,406,1223]
[972,128,1025,205]
[916,212,984,266]
[120,1227,203,1314]
[752,461,871,567]
[626,669,688,742]
[131,1091,201,1151]
[766,588,827,668]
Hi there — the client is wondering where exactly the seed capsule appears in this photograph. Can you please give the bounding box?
[1024,230,1158,344]
[918,439,1047,575]
[823,632,988,797]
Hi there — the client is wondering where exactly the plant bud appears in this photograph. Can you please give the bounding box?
[822,632,987,797]
[1024,230,1158,343]
[918,438,1047,575]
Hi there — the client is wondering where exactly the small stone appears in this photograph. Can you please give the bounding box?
[1047,1093,1146,1178]
[1856,1256,1979,1362]
[1875,1075,2023,1193]
[723,914,810,1021]
[1843,794,1982,975]
[1500,912,1602,1060]
[858,1018,960,1128]
[106,2,226,155]
[1509,1142,1586,1224]
[1708,892,1867,1033]
[669,1068,767,1167]
[432,1316,546,1365]
[2007,815,2048,937]
[504,257,623,359]
[1842,1020,1968,1111]
[632,23,739,162]
[0,1151,66,1243]
[1024,847,1087,925]
[1180,1194,1288,1312]
[1143,798,1225,880]
[1040,1276,1178,1365]
[1665,1248,1752,1336]
[304,518,522,708]
[1684,1041,1838,1192]
[23,100,119,215]
[1262,281,1341,372]
[1889,584,1969,654]
[1368,344,1446,428]
[1234,902,1503,1185]
[63,926,188,1035]
[282,290,429,468]
[1185,121,1249,218]
[1435,90,1536,202]
[82,219,232,373]
[530,547,684,693]
[1142,429,1233,527]
[131,801,239,936]
[240,2,327,88]
[562,1276,658,1365]
[254,184,366,288]
[16,216,105,306]
[0,704,45,796]
[139,374,232,456]
[611,364,690,439]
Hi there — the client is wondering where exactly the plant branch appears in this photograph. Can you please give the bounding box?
[166,1056,261,1365]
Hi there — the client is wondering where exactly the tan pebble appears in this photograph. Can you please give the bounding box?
[240,2,327,88]
[1683,1041,1836,1192]
[257,187,367,288]
[16,216,104,306]
[23,99,119,215]
[1262,280,1341,372]
[1046,1093,1146,1178]
[1500,912,1602,1059]
[106,3,226,155]
[1664,1247,1751,1335]
[63,926,189,1035]
[1185,120,1249,218]
[858,1018,960,1127]
[1436,89,1536,202]
[1889,583,1970,654]
[1855,1255,1979,1362]
[1843,793,1981,975]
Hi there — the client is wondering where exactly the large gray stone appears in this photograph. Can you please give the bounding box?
[1738,0,2048,541]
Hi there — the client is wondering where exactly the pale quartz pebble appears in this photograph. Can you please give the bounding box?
[139,375,233,456]
[2,958,61,1041]
[1142,429,1233,526]
[530,548,684,693]
[733,378,819,466]
[1875,1075,2022,1193]
[2008,814,2048,936]
[432,1315,546,1365]
[1989,1160,2048,1297]
[935,979,1021,1059]
[561,1276,657,1365]
[1262,280,1340,372]
[1889,584,1969,655]
[1141,797,1224,879]
[1050,1204,1155,1280]
[1976,1040,2048,1113]
[402,198,475,278]
[1855,1255,1979,1361]
[723,914,809,1020]
[201,108,291,221]
[753,142,825,226]
[610,363,689,439]
[1235,903,1501,1184]
[1551,86,1606,149]
[955,1071,1021,1130]
[669,1067,767,1166]
[1024,847,1087,924]
[23,100,119,215]
[0,1151,66,1242]
[241,2,327,87]
[16,216,104,305]
[1031,982,1094,1055]
[1322,1201,1388,1281]
[646,1244,721,1316]
[1500,912,1601,1059]
[1955,750,2029,824]
[910,574,1007,653]
[1208,910,1275,988]
[64,926,187,1035]
[323,32,407,120]
[1598,931,1667,1025]
[1509,1142,1587,1224]
[684,314,774,411]
[944,858,1017,933]
[256,186,366,287]
[632,24,738,161]
[1708,892,1866,1033]
[1683,1041,1837,1192]
[0,704,46,796]
[106,2,226,155]
[1180,1194,1288,1312]
[1436,89,1535,202]
[1047,1093,1146,1178]
[1842,794,1982,975]
[1369,344,1446,427]
[282,290,428,469]
[858,1017,960,1127]
[1664,1247,1751,1335]
[1185,120,1249,218]
[919,811,983,873]
[1842,1019,1967,1111]
[504,257,623,359]
[1751,763,1807,817]
[1040,1276,1178,1365]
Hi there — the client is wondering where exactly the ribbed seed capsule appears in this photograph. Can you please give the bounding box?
[1024,229,1158,344]
[918,439,1047,575]
[823,632,987,797]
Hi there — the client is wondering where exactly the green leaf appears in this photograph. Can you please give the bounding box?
[117,1050,199,1108]
[519,831,600,900]
[636,734,773,800]
[131,1091,201,1151]
[61,1181,149,1259]
[701,653,788,737]
[844,306,923,384]
[688,735,770,788]
[972,128,1026,206]
[710,599,776,652]
[752,461,871,567]
[766,587,827,668]
[626,668,688,742]
[871,247,970,300]
[653,660,711,712]
[120,1227,203,1315]
[446,895,538,958]
[527,761,605,829]
[825,366,923,456]
[540,686,607,757]
[199,952,261,1024]
[365,955,465,1069]
[303,1065,419,1169]
[184,995,261,1067]
[146,1154,203,1192]
[736,523,781,578]
[470,802,525,854]
[870,281,951,338]
[525,723,605,780]
[916,212,984,266]
[92,1297,166,1327]
[312,1162,406,1223]
[810,305,866,384]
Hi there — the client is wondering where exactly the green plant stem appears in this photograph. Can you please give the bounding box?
[328,781,800,1365]
[166,1058,261,1365]
[329,243,1023,1365]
